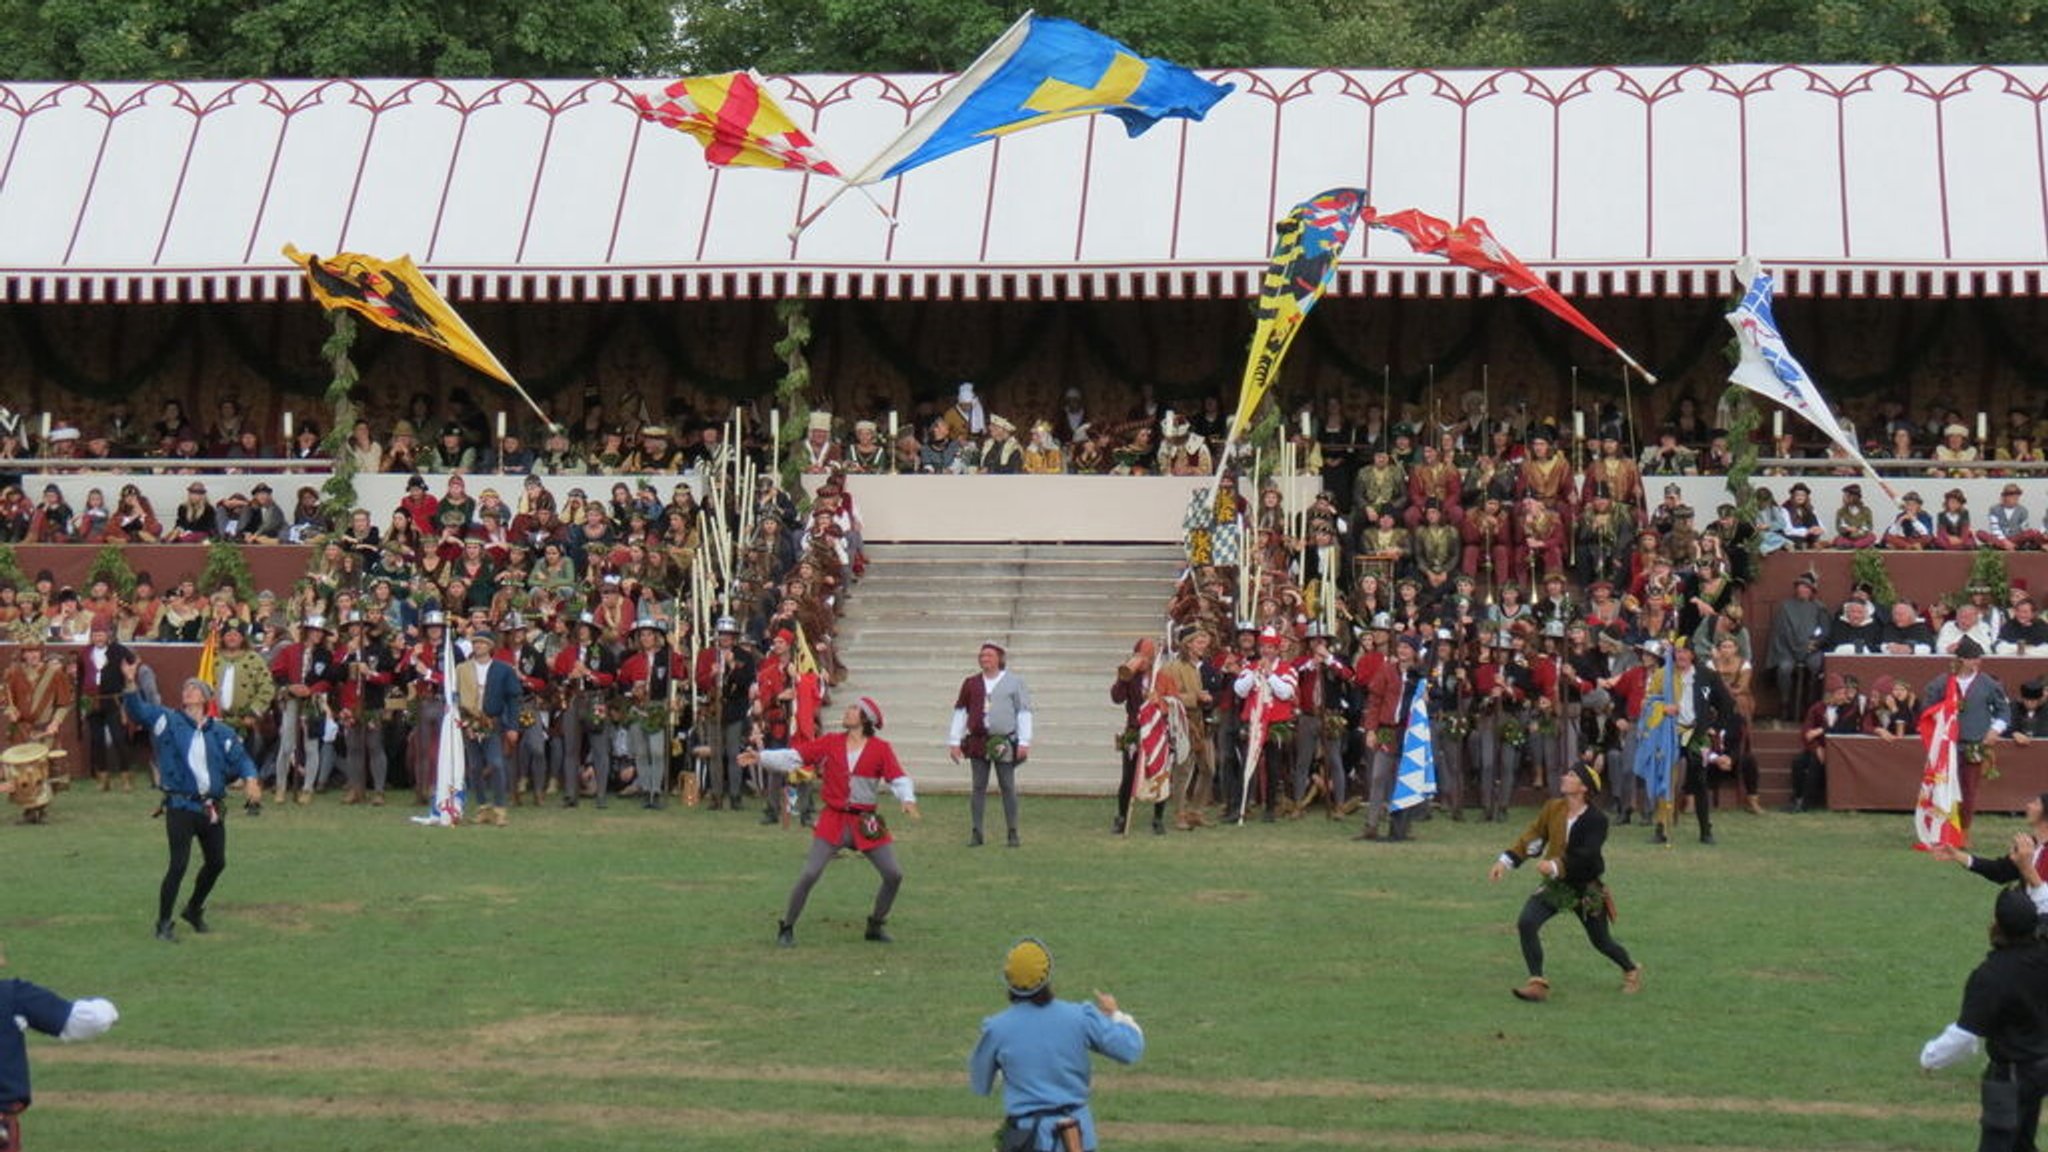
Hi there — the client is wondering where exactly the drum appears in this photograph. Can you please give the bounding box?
[1,741,62,820]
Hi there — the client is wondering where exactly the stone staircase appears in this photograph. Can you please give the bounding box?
[832,543,1186,795]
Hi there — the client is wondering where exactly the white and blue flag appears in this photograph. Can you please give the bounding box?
[1390,670,1437,812]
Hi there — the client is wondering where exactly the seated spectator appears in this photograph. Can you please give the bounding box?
[1780,483,1822,549]
[0,484,31,542]
[1931,422,1978,474]
[287,422,324,463]
[223,428,266,461]
[2015,678,2048,738]
[170,481,219,542]
[1996,597,2048,656]
[1935,603,1996,656]
[109,484,162,543]
[1979,483,2041,550]
[844,420,889,473]
[918,418,961,474]
[246,483,287,542]
[981,416,1023,474]
[74,487,111,542]
[384,420,421,472]
[153,399,196,451]
[287,486,330,543]
[1931,488,1974,550]
[1879,601,1934,654]
[344,420,383,473]
[1864,675,1919,739]
[27,484,73,542]
[484,431,535,475]
[215,490,260,541]
[1827,483,1877,548]
[1881,491,1934,549]
[425,424,475,472]
[1824,597,1883,654]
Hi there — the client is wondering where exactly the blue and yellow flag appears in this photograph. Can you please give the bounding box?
[842,13,1233,186]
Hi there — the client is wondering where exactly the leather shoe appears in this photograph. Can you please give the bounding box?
[967,830,985,847]
[775,920,795,948]
[154,920,177,943]
[864,917,893,944]
[1006,829,1020,848]
[179,905,210,934]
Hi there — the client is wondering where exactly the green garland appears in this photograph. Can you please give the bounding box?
[85,544,137,598]
[198,539,257,604]
[774,297,814,495]
[319,311,361,521]
[1959,549,2009,607]
[1849,548,1896,606]
[0,543,27,592]
[1722,388,1761,503]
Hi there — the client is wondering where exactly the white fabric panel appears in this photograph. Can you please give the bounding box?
[245,84,378,264]
[68,86,197,266]
[1936,70,2045,261]
[2,69,2046,298]
[341,82,464,257]
[430,82,555,265]
[1840,70,1945,260]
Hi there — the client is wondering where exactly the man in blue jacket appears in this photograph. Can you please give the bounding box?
[456,630,521,825]
[971,938,1144,1152]
[123,659,263,943]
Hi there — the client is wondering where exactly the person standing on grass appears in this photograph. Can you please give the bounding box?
[953,642,1032,848]
[1487,758,1643,1002]
[123,659,264,943]
[1930,792,2048,914]
[971,937,1145,1152]
[0,959,119,1150]
[1921,889,2048,1152]
[748,697,919,948]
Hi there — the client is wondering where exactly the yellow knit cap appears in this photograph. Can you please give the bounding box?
[1003,938,1053,996]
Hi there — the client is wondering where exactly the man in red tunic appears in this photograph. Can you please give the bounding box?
[748,697,921,948]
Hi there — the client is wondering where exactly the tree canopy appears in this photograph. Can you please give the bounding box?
[0,0,2044,81]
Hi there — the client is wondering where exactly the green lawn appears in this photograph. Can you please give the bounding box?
[1,789,1997,1150]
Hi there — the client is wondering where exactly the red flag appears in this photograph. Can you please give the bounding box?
[1135,697,1172,805]
[1914,674,1965,852]
[1365,208,1654,383]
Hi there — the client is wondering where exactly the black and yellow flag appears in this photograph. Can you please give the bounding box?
[283,245,518,390]
[1227,188,1369,447]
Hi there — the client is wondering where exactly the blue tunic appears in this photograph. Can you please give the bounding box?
[969,1000,1144,1152]
[0,979,75,1109]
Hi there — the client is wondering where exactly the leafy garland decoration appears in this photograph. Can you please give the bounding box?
[319,311,361,520]
[0,543,28,593]
[85,544,138,599]
[774,297,814,497]
[198,539,257,603]
[1848,548,1896,607]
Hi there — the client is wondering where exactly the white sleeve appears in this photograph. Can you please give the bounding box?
[60,998,118,1042]
[889,776,917,805]
[947,708,968,746]
[1269,674,1296,702]
[1233,670,1258,696]
[1016,709,1033,745]
[756,749,802,773]
[1919,1023,1982,1071]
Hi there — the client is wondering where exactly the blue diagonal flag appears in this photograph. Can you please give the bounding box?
[842,13,1234,186]
[1391,668,1437,812]
[1631,647,1677,804]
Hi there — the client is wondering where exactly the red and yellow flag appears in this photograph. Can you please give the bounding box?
[634,70,842,177]
[793,623,824,742]
[281,245,518,390]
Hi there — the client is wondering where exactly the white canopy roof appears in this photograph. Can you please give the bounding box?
[1,64,2043,303]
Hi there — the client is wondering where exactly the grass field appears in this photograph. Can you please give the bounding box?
[0,787,2004,1150]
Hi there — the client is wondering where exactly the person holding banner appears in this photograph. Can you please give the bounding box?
[1355,634,1424,842]
[1488,759,1643,1003]
[1922,638,2016,839]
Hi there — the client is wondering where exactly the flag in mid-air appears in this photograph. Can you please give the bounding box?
[1915,674,1965,852]
[1227,187,1370,446]
[1726,259,1896,500]
[1391,671,1437,812]
[839,13,1233,187]
[414,628,466,826]
[282,245,518,391]
[1365,208,1655,384]
[634,70,844,176]
[1632,648,1678,805]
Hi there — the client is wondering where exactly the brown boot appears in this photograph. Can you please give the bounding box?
[1622,966,1644,995]
[96,773,111,793]
[344,788,365,806]
[493,805,509,826]
[371,792,386,807]
[1513,976,1551,1002]
[1744,796,1764,816]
